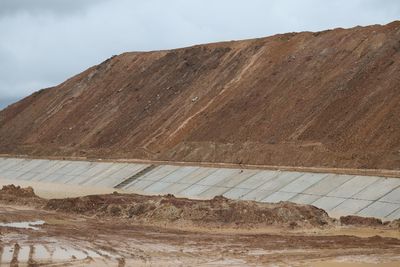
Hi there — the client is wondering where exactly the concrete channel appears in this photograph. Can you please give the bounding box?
[0,157,399,219]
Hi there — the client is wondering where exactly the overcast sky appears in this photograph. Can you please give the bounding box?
[0,0,399,108]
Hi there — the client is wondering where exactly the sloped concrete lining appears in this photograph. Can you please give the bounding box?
[0,157,399,220]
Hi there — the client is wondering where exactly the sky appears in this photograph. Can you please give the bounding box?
[0,0,399,109]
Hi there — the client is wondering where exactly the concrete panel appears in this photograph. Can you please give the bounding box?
[0,158,14,168]
[0,157,7,166]
[88,163,131,186]
[40,161,71,175]
[303,174,354,196]
[55,162,91,175]
[241,189,275,201]
[158,166,200,183]
[256,171,304,191]
[279,173,328,193]
[327,176,380,198]
[377,187,400,204]
[199,186,230,198]
[176,168,218,184]
[331,199,373,215]
[262,191,298,203]
[0,158,25,171]
[47,173,69,184]
[139,165,181,181]
[79,163,114,177]
[95,164,150,187]
[77,163,116,185]
[312,196,346,211]
[358,201,400,218]
[64,161,96,176]
[180,184,210,197]
[109,164,149,179]
[288,193,322,205]
[214,170,259,188]
[143,181,174,193]
[234,171,279,189]
[30,171,53,182]
[17,171,42,181]
[29,161,62,177]
[223,188,254,200]
[14,160,47,173]
[385,208,400,220]
[2,159,25,170]
[196,168,239,186]
[1,170,26,180]
[125,179,156,191]
[353,178,400,201]
[61,175,77,184]
[6,159,31,171]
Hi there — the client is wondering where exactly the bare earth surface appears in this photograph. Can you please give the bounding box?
[1,22,400,169]
[0,185,399,266]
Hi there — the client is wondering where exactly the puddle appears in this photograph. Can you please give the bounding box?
[0,220,45,230]
[0,243,119,265]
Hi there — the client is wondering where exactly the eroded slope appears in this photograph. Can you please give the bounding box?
[1,22,400,169]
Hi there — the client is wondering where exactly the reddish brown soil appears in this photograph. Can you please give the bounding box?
[1,21,400,169]
[340,215,384,227]
[45,193,334,229]
[0,185,45,206]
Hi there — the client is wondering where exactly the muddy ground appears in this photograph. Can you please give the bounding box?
[0,185,399,266]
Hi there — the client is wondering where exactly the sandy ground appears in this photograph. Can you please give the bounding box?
[0,186,399,266]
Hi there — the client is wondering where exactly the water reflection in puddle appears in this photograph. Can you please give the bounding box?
[0,220,45,230]
[0,243,118,265]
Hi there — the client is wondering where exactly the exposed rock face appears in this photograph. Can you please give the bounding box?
[1,21,400,169]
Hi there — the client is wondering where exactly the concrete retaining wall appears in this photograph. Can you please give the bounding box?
[0,157,399,219]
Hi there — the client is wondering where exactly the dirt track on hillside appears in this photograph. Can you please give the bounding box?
[1,22,400,169]
[0,185,399,266]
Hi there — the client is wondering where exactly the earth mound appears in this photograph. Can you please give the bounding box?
[1,21,400,169]
[340,215,383,227]
[45,193,334,228]
[0,185,45,206]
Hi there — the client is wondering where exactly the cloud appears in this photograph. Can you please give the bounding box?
[0,0,399,100]
[0,0,109,17]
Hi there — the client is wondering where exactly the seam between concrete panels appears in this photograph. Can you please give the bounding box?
[355,200,398,217]
[375,184,400,203]
[232,171,274,190]
[161,166,201,184]
[78,164,118,185]
[239,171,282,198]
[353,178,396,201]
[385,206,400,219]
[174,169,221,195]
[220,171,260,189]
[285,173,331,201]
[322,175,371,199]
[140,167,183,191]
[298,174,345,207]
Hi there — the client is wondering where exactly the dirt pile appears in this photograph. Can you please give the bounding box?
[340,215,384,227]
[1,21,400,169]
[45,193,334,228]
[0,185,45,206]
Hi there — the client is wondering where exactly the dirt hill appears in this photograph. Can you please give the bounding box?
[1,21,400,169]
